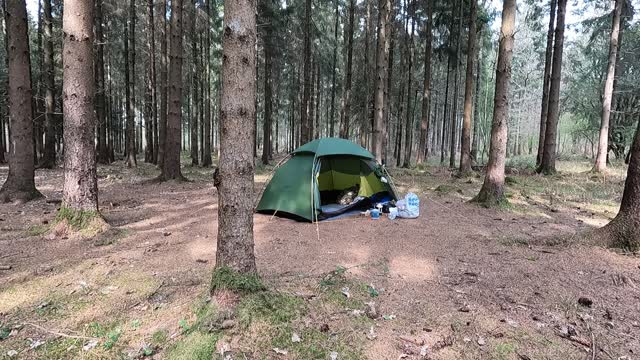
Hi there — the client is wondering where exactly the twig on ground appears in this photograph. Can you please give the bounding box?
[24,322,97,341]
[0,265,12,270]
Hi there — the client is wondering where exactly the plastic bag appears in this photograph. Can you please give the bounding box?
[396,193,419,219]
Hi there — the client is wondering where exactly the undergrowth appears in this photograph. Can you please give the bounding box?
[210,266,266,294]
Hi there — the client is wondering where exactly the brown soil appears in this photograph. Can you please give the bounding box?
[1,161,639,359]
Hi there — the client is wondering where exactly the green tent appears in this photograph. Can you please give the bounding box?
[256,138,397,222]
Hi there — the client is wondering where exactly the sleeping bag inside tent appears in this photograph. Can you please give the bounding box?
[256,138,397,221]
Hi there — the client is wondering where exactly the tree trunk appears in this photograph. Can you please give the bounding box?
[593,0,622,173]
[329,0,339,138]
[402,1,414,168]
[214,0,257,274]
[38,0,57,168]
[538,0,566,175]
[440,54,452,164]
[471,28,482,165]
[459,0,477,175]
[61,0,99,212]
[299,0,312,144]
[157,0,168,167]
[472,0,516,207]
[339,0,355,139]
[536,0,557,167]
[449,0,463,168]
[592,110,640,250]
[0,0,42,203]
[202,0,212,167]
[190,0,199,166]
[416,0,432,164]
[372,0,391,163]
[125,0,137,167]
[261,9,273,165]
[159,0,185,181]
[145,0,157,164]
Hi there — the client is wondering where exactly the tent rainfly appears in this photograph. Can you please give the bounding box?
[256,138,397,221]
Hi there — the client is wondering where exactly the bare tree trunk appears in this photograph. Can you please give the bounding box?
[440,54,452,164]
[214,0,257,274]
[339,0,355,139]
[145,0,157,164]
[61,0,99,212]
[592,111,640,250]
[416,0,432,164]
[363,0,374,146]
[261,5,273,165]
[159,0,185,181]
[402,1,415,168]
[449,0,462,168]
[536,0,557,166]
[40,0,57,167]
[329,0,339,138]
[459,0,477,175]
[202,0,212,167]
[373,0,391,163]
[125,0,137,167]
[472,0,516,207]
[299,0,312,144]
[593,0,622,173]
[157,0,168,167]
[0,0,42,203]
[538,0,567,175]
[471,29,482,165]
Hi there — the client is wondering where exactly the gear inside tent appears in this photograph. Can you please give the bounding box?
[256,138,397,222]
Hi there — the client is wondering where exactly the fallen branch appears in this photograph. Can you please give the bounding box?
[555,330,591,348]
[0,265,12,270]
[398,335,425,346]
[24,322,98,341]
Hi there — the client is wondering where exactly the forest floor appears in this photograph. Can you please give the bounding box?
[1,156,639,360]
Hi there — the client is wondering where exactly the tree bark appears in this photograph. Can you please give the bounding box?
[261,3,273,165]
[0,0,42,203]
[299,0,312,144]
[202,0,212,167]
[538,0,567,175]
[459,0,477,175]
[472,0,516,207]
[372,0,391,163]
[61,0,99,212]
[145,0,157,164]
[449,0,463,168]
[215,0,257,274]
[125,0,137,167]
[416,0,432,164]
[471,30,482,165]
[329,0,339,138]
[592,109,640,250]
[536,0,557,167]
[402,0,414,168]
[339,0,355,139]
[190,0,199,166]
[593,0,622,173]
[40,0,57,167]
[157,0,168,167]
[159,0,185,181]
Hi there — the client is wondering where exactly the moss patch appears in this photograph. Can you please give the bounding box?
[210,266,266,294]
[166,332,219,360]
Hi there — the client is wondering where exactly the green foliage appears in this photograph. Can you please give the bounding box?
[25,224,49,237]
[151,329,169,347]
[55,207,101,230]
[166,332,219,360]
[103,328,122,350]
[210,266,266,294]
[493,342,517,359]
[237,292,305,328]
